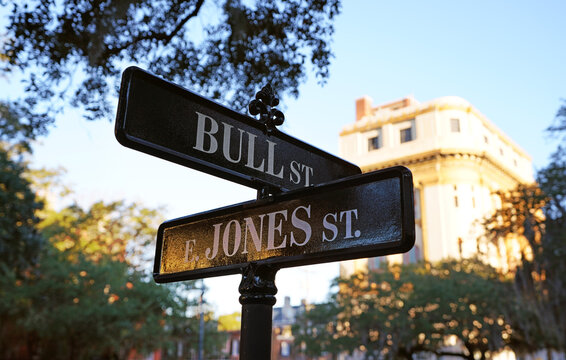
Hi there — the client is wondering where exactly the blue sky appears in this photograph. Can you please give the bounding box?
[3,1,566,314]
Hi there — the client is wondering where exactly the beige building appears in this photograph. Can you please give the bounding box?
[338,95,533,276]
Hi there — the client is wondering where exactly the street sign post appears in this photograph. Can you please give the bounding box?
[114,67,415,360]
[115,66,361,192]
[153,166,414,283]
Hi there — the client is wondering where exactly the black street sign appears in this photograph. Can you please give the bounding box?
[153,166,415,283]
[115,67,361,192]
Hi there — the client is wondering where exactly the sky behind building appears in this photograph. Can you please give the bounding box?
[3,1,565,314]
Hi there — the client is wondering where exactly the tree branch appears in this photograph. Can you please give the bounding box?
[103,0,205,58]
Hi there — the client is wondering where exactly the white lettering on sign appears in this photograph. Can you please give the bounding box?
[322,209,360,242]
[289,161,313,186]
[193,112,218,154]
[184,240,197,262]
[192,111,312,186]
[185,204,361,262]
[290,205,312,246]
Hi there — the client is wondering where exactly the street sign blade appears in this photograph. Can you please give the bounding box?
[153,166,415,283]
[115,66,361,191]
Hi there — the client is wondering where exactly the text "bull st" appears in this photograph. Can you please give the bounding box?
[192,111,314,187]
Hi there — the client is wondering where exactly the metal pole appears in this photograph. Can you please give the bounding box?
[238,262,278,360]
[198,280,205,360]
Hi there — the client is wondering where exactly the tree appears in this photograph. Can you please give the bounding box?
[161,282,228,360]
[0,146,224,359]
[292,301,348,359]
[303,259,521,360]
[217,311,241,332]
[538,101,566,223]
[0,96,228,360]
[0,97,48,274]
[170,309,228,359]
[0,146,44,274]
[0,246,178,360]
[0,192,210,359]
[38,199,164,267]
[0,101,51,152]
[481,183,545,270]
[0,192,172,359]
[2,0,341,127]
[481,100,566,354]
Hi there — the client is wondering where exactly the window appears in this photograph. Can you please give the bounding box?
[364,128,382,152]
[231,339,239,356]
[397,119,415,144]
[499,147,504,156]
[400,127,413,143]
[450,118,461,132]
[368,135,381,151]
[484,135,489,144]
[281,341,291,357]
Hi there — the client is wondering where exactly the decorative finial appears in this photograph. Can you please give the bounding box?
[249,84,285,134]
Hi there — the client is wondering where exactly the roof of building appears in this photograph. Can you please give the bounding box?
[343,95,531,160]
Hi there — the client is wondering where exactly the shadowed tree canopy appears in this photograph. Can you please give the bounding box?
[2,0,341,131]
[0,147,44,274]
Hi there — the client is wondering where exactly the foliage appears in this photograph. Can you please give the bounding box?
[218,311,242,332]
[0,101,52,152]
[0,245,177,360]
[168,308,228,359]
[481,100,566,352]
[539,100,566,222]
[159,281,228,359]
[2,0,341,125]
[0,173,175,360]
[0,146,44,274]
[292,301,346,359]
[0,147,224,359]
[0,97,47,273]
[481,183,545,269]
[295,259,521,360]
[38,199,163,268]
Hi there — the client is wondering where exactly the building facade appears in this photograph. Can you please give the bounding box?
[338,95,533,276]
